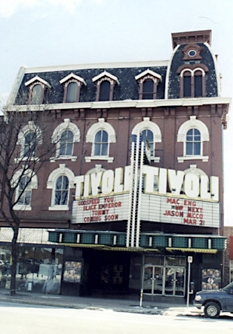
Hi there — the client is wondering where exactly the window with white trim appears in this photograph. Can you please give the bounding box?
[177,116,209,163]
[94,130,108,156]
[59,130,74,156]
[47,164,75,211]
[51,119,80,161]
[85,118,116,163]
[92,71,119,101]
[132,117,162,162]
[17,175,32,206]
[54,175,69,206]
[186,129,201,156]
[135,69,162,100]
[12,169,38,211]
[17,121,42,161]
[24,132,37,158]
[25,75,51,105]
[141,129,154,156]
[60,73,86,103]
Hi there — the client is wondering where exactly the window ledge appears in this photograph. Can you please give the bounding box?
[50,156,77,162]
[49,205,69,211]
[14,157,39,163]
[85,156,114,163]
[150,157,160,163]
[177,155,209,163]
[14,205,32,211]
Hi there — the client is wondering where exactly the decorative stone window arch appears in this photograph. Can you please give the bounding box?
[17,121,42,160]
[135,69,162,100]
[51,119,80,161]
[47,164,75,211]
[85,118,116,163]
[12,169,38,211]
[86,164,106,175]
[177,116,209,162]
[177,64,208,98]
[60,73,86,103]
[25,75,51,104]
[132,117,162,162]
[92,71,119,101]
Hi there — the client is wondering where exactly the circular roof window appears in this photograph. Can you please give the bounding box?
[188,50,196,57]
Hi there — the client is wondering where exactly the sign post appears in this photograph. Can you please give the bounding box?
[186,256,193,308]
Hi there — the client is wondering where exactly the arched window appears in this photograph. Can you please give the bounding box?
[54,175,69,206]
[59,130,74,156]
[17,175,31,206]
[60,73,86,103]
[23,132,37,158]
[12,169,38,210]
[141,129,154,156]
[194,70,203,97]
[94,130,108,156]
[183,71,192,97]
[47,164,75,210]
[99,81,111,101]
[178,65,208,98]
[66,82,78,102]
[177,116,209,163]
[135,69,162,100]
[31,84,43,104]
[92,71,119,101]
[186,129,201,156]
[51,119,80,161]
[85,118,116,163]
[25,76,51,105]
[132,117,162,162]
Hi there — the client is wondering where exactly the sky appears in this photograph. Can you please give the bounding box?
[0,0,233,225]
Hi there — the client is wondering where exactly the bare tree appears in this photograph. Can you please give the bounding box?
[0,107,58,295]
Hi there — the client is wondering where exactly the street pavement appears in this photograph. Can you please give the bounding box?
[0,288,202,317]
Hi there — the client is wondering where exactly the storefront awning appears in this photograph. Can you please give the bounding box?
[48,230,226,253]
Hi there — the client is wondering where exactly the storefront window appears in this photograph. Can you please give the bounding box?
[0,246,63,294]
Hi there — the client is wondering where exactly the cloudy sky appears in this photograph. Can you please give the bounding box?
[0,0,233,225]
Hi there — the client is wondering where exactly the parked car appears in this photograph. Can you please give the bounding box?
[194,282,233,318]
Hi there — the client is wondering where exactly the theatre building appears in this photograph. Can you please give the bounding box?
[0,30,231,299]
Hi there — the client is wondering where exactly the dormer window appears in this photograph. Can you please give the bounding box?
[92,71,119,101]
[25,76,51,105]
[60,73,86,103]
[177,64,208,98]
[135,69,162,100]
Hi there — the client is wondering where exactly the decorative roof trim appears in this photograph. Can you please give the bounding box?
[25,75,51,88]
[21,60,169,74]
[59,73,86,85]
[135,69,162,82]
[92,71,119,85]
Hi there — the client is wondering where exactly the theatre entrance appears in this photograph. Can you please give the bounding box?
[143,256,186,297]
[82,249,130,296]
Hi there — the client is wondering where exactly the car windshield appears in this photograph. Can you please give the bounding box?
[223,282,233,291]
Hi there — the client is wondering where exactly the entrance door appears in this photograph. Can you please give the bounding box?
[143,265,163,295]
[165,267,185,296]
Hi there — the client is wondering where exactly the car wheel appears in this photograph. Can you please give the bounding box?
[204,302,220,318]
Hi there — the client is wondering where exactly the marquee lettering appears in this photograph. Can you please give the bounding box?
[74,165,219,201]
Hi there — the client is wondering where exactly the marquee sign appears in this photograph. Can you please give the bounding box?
[72,165,220,228]
[72,194,129,224]
[140,194,220,228]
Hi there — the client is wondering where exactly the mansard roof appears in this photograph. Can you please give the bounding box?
[13,61,167,105]
[8,30,224,106]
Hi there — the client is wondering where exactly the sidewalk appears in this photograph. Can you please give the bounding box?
[0,289,202,317]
